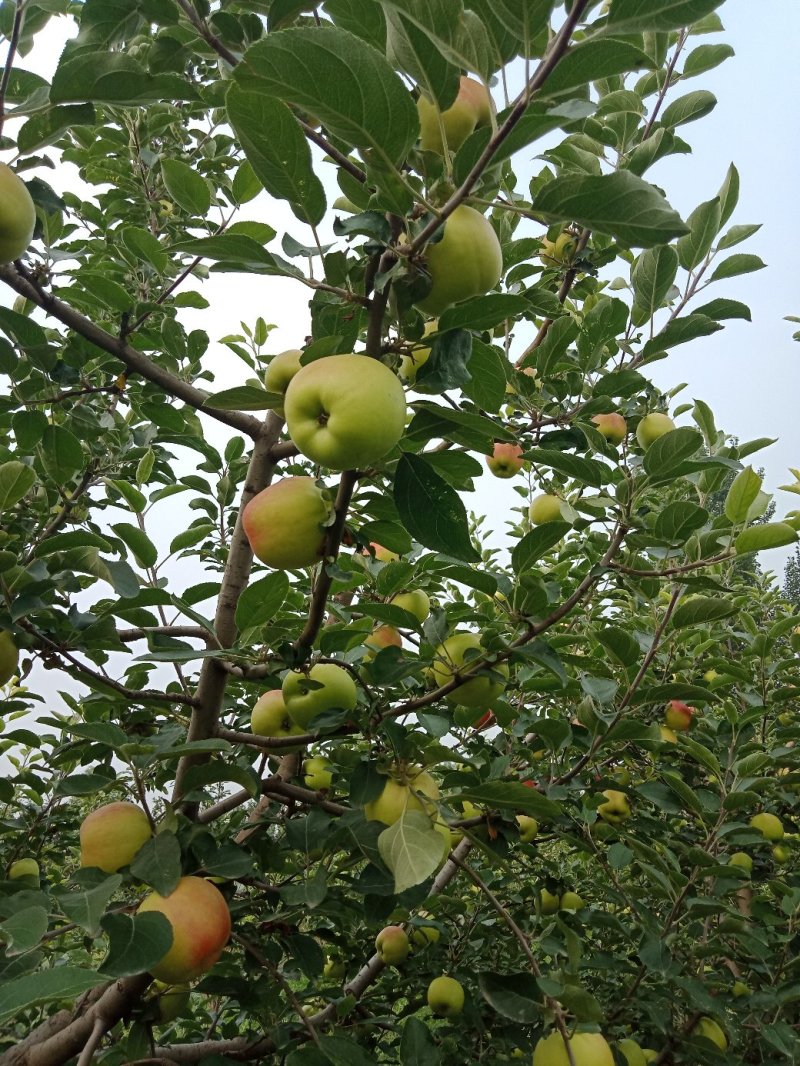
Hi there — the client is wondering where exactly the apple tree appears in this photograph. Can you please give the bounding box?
[0,0,797,1064]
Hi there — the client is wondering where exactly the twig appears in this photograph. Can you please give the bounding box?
[76,1019,105,1066]
[0,0,24,139]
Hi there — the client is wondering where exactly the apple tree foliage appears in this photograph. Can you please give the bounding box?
[0,0,797,1063]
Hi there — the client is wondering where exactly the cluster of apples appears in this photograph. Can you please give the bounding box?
[532,1020,727,1066]
[539,887,584,914]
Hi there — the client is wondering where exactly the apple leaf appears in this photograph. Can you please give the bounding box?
[56,875,123,936]
[605,0,724,33]
[642,428,704,478]
[724,466,762,524]
[129,832,182,897]
[235,571,290,631]
[670,597,736,629]
[478,971,541,1023]
[0,461,36,512]
[452,782,561,821]
[735,522,798,556]
[631,245,678,320]
[99,912,173,978]
[0,906,47,956]
[377,812,448,894]
[393,453,480,563]
[0,967,105,1027]
[400,1016,441,1066]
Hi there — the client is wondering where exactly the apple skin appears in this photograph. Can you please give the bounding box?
[0,164,36,263]
[80,801,153,873]
[417,76,492,154]
[139,876,231,984]
[728,851,753,874]
[390,589,430,623]
[486,442,524,478]
[284,354,406,471]
[516,815,538,843]
[243,477,332,570]
[398,320,438,385]
[772,843,791,863]
[264,348,303,417]
[304,756,333,791]
[251,689,305,753]
[9,858,39,881]
[664,700,695,732]
[370,542,400,563]
[533,1031,615,1066]
[411,922,440,948]
[642,1051,658,1063]
[153,981,191,1024]
[703,668,719,683]
[592,413,627,445]
[324,956,346,980]
[636,412,675,449]
[364,625,402,659]
[597,789,631,826]
[750,812,783,841]
[529,493,563,525]
[693,1017,727,1052]
[659,725,678,744]
[282,662,358,729]
[364,767,439,825]
[539,888,560,915]
[429,631,509,708]
[415,205,503,317]
[559,891,584,912]
[427,975,464,1017]
[0,630,18,687]
[618,1039,647,1066]
[375,925,410,965]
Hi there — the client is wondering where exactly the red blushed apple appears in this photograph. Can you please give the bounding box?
[364,625,402,658]
[591,412,627,445]
[664,700,695,732]
[486,442,524,478]
[80,801,153,873]
[242,476,332,570]
[368,542,400,563]
[139,876,231,983]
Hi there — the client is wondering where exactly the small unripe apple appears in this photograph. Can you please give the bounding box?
[390,589,430,623]
[375,925,410,965]
[559,891,585,912]
[636,412,675,449]
[370,542,400,563]
[139,876,231,983]
[538,231,577,266]
[533,1030,615,1066]
[415,205,503,317]
[80,802,153,873]
[642,1051,658,1063]
[282,662,358,729]
[539,888,560,915]
[323,956,346,980]
[597,789,632,826]
[703,668,719,683]
[516,815,538,843]
[664,700,695,732]
[411,923,440,948]
[243,477,332,570]
[732,980,750,997]
[251,689,305,753]
[0,630,18,687]
[398,320,437,385]
[728,851,753,874]
[8,858,39,881]
[0,164,36,263]
[617,1038,647,1066]
[529,494,563,525]
[693,1017,727,1052]
[427,974,464,1017]
[429,631,509,708]
[750,812,784,841]
[364,625,402,659]
[486,442,524,478]
[364,766,439,825]
[772,843,790,863]
[303,756,333,791]
[659,725,678,744]
[592,412,627,445]
[152,981,191,1024]
[264,348,303,417]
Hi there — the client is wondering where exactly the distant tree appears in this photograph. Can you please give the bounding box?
[784,546,800,607]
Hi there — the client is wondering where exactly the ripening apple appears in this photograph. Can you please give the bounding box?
[0,164,36,263]
[427,975,464,1017]
[636,412,675,449]
[728,851,753,874]
[592,412,627,445]
[693,1017,727,1052]
[375,925,410,965]
[139,876,231,983]
[263,348,303,417]
[539,888,560,915]
[516,815,538,843]
[282,662,358,729]
[415,205,503,317]
[0,630,18,687]
[597,789,632,826]
[750,812,783,840]
[152,981,191,1024]
[772,843,790,863]
[303,756,333,791]
[364,625,402,659]
[486,442,524,478]
[417,76,493,155]
[641,1051,658,1063]
[664,700,695,732]
[618,1039,647,1066]
[284,354,406,470]
[80,801,153,873]
[559,891,585,912]
[533,1031,615,1066]
[364,765,440,825]
[251,689,305,753]
[390,589,430,623]
[659,725,678,743]
[429,631,509,708]
[370,542,400,563]
[411,921,440,948]
[8,858,39,881]
[242,476,332,570]
[529,493,564,525]
[398,320,437,386]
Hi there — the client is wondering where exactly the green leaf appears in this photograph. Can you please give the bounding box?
[129,832,181,896]
[57,875,123,936]
[716,162,739,227]
[654,501,708,542]
[735,523,798,556]
[161,158,211,216]
[670,597,736,629]
[462,338,507,413]
[393,453,480,563]
[682,43,735,78]
[523,448,609,488]
[0,906,47,955]
[717,223,761,250]
[596,627,640,667]
[606,0,725,32]
[693,298,751,322]
[643,427,703,478]
[544,37,654,96]
[0,967,104,1026]
[179,760,260,800]
[121,227,167,273]
[0,461,36,511]
[400,1016,441,1066]
[631,245,678,319]
[512,523,571,574]
[534,171,688,248]
[660,90,717,127]
[51,48,196,105]
[227,85,326,226]
[724,466,762,524]
[99,912,174,978]
[709,254,767,282]
[41,425,83,482]
[453,782,561,821]
[377,812,448,894]
[677,197,720,270]
[235,571,290,630]
[478,971,541,1023]
[439,294,529,333]
[641,314,723,359]
[235,26,418,167]
[203,386,284,411]
[112,523,158,570]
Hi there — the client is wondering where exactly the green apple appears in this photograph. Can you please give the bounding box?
[417,76,492,154]
[486,442,524,478]
[539,231,578,266]
[429,631,509,708]
[597,789,631,826]
[303,756,333,791]
[516,815,538,843]
[8,858,39,881]
[703,668,719,683]
[728,851,753,874]
[693,1017,727,1052]
[80,801,153,873]
[398,320,437,385]
[390,589,430,623]
[0,164,36,263]
[282,663,358,729]
[242,476,332,570]
[636,412,675,449]
[284,354,406,470]
[641,1051,658,1063]
[772,843,790,863]
[415,205,503,317]
[264,348,303,417]
[750,812,783,840]
[0,630,18,687]
[533,1030,615,1066]
[364,766,440,825]
[539,888,560,915]
[559,891,585,912]
[375,925,410,965]
[427,975,464,1017]
[251,689,305,753]
[592,412,627,445]
[731,980,750,997]
[323,956,346,980]
[152,981,191,1024]
[411,922,440,948]
[617,1039,646,1066]
[529,494,564,525]
[664,700,695,732]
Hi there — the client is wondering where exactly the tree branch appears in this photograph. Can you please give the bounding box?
[0,0,25,139]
